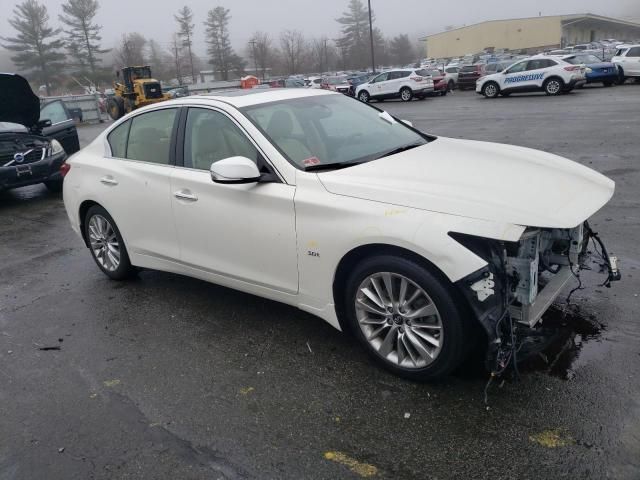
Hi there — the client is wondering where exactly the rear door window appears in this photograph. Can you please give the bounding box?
[125,108,177,165]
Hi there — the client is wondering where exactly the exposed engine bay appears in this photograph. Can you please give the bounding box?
[454,222,620,377]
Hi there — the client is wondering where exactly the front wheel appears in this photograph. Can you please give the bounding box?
[357,90,370,103]
[482,81,499,98]
[400,87,413,102]
[344,256,470,381]
[84,205,137,280]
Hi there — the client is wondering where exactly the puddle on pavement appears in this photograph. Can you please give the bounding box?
[518,305,605,380]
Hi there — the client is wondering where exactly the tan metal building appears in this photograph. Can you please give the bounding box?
[421,14,640,59]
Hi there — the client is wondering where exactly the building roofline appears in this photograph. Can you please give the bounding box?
[419,13,640,40]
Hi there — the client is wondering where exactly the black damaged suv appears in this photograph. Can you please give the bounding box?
[0,73,80,193]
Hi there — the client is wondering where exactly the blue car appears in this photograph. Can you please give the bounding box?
[562,53,618,86]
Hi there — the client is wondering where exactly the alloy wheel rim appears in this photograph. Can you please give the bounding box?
[486,84,496,96]
[355,272,443,369]
[88,215,120,272]
[548,81,560,94]
[360,92,368,102]
[402,90,410,100]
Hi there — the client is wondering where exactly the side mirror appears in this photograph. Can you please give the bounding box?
[210,157,261,184]
[401,119,414,128]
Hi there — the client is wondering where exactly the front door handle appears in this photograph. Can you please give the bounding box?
[100,176,118,186]
[174,190,198,202]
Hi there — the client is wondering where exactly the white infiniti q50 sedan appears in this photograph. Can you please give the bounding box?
[62,89,620,380]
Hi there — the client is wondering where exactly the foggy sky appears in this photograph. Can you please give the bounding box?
[2,0,640,58]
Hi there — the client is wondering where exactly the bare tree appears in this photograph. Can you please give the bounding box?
[115,32,146,67]
[280,30,306,75]
[249,31,275,80]
[311,36,333,73]
[170,34,184,84]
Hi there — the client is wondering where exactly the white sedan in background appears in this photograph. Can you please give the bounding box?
[62,89,618,380]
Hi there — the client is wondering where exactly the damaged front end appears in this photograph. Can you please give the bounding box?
[451,222,620,375]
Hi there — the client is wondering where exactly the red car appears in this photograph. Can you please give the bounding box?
[424,69,450,96]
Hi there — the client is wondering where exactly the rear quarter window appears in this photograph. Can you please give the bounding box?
[107,120,130,158]
[627,47,640,57]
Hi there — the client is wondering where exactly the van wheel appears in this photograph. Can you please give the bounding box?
[358,90,370,103]
[84,205,137,280]
[543,77,563,95]
[400,87,413,102]
[344,255,470,381]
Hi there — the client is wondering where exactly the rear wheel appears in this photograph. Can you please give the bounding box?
[358,90,370,103]
[482,81,499,98]
[344,255,470,381]
[543,77,563,95]
[84,205,136,280]
[603,81,613,87]
[400,87,413,102]
[106,97,125,120]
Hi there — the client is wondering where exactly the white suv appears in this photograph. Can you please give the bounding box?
[356,69,434,103]
[476,56,586,98]
[612,45,640,82]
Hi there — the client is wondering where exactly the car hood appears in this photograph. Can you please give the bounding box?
[0,73,40,128]
[317,137,615,229]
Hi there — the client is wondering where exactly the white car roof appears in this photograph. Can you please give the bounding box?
[179,88,337,108]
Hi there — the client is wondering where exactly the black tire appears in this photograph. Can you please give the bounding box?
[399,87,413,102]
[481,81,500,98]
[616,67,626,85]
[106,96,125,120]
[84,205,137,281]
[543,77,563,96]
[440,89,448,96]
[44,179,63,193]
[603,81,613,87]
[344,255,471,381]
[447,80,454,91]
[357,90,370,103]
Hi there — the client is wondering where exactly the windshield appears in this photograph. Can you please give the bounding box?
[241,94,430,170]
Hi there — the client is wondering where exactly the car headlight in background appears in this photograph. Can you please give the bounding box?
[48,139,65,156]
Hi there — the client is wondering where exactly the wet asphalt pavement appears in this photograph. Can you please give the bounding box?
[1,85,639,480]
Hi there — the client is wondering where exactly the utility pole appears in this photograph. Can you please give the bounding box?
[368,0,376,74]
[248,39,258,78]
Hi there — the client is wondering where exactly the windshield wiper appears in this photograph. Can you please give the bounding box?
[375,142,425,160]
[304,161,364,172]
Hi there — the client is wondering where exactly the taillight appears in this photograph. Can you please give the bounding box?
[60,162,71,178]
[564,65,581,71]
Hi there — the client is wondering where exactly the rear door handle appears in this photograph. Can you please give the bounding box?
[174,190,198,202]
[100,176,118,186]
